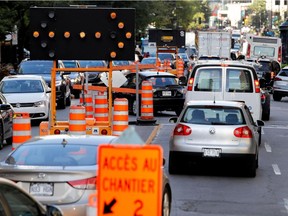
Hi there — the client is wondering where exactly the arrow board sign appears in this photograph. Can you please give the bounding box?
[97,144,163,216]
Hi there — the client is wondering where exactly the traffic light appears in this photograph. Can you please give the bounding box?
[29,7,135,60]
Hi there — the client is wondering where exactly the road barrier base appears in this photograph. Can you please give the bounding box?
[136,117,157,125]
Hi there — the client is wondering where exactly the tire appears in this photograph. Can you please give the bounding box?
[162,187,171,216]
[66,94,71,106]
[261,108,270,121]
[273,93,282,101]
[6,136,12,145]
[129,99,139,116]
[168,152,178,174]
[246,156,257,178]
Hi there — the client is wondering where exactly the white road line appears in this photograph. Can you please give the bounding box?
[264,142,272,152]
[283,198,288,214]
[272,164,281,175]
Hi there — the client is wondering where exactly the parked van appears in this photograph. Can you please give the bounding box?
[184,60,262,121]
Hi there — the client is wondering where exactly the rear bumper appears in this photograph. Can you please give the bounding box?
[154,98,184,111]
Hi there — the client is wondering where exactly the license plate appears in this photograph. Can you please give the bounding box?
[203,148,221,157]
[30,183,54,196]
[162,91,171,96]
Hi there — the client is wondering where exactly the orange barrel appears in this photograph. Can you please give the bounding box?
[140,81,154,120]
[86,193,97,216]
[94,91,109,121]
[164,59,172,71]
[12,113,31,150]
[69,105,86,135]
[112,98,129,136]
[39,121,49,136]
[177,58,184,77]
[80,92,93,118]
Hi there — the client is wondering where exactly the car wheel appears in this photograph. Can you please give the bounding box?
[6,136,12,146]
[162,186,171,216]
[273,93,282,101]
[261,108,270,121]
[57,97,66,109]
[129,99,138,116]
[66,94,71,106]
[246,156,257,178]
[168,152,178,174]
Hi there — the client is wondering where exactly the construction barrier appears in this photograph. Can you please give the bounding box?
[112,98,128,136]
[80,92,93,118]
[12,113,31,150]
[137,81,157,125]
[86,193,97,216]
[163,59,172,71]
[177,58,184,78]
[94,91,109,121]
[69,105,86,135]
[39,121,49,136]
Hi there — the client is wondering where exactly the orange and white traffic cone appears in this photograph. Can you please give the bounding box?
[177,58,184,78]
[94,90,109,122]
[80,92,93,118]
[137,81,157,125]
[12,113,31,150]
[69,105,86,135]
[112,98,129,136]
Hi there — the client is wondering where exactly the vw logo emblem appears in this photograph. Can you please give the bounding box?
[209,127,215,134]
[16,103,20,108]
[38,173,46,179]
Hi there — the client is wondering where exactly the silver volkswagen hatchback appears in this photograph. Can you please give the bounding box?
[169,100,264,177]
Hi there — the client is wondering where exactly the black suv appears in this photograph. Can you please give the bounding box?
[17,60,71,109]
[113,71,186,116]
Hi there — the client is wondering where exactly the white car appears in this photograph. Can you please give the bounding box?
[0,75,51,121]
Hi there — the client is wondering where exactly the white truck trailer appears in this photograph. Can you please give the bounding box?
[195,31,232,59]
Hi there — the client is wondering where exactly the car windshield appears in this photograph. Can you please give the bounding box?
[147,76,178,87]
[19,61,53,74]
[181,106,245,125]
[158,54,174,61]
[62,61,78,68]
[141,58,156,64]
[79,60,106,67]
[0,80,44,93]
[6,144,97,166]
[113,61,131,66]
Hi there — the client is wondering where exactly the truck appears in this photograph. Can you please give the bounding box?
[195,31,232,59]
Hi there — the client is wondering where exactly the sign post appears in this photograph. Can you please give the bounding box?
[97,144,163,216]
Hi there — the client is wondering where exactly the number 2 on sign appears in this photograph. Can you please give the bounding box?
[134,200,143,216]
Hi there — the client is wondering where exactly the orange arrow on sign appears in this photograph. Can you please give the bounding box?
[97,144,163,216]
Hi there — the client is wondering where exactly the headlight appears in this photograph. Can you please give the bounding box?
[34,101,45,107]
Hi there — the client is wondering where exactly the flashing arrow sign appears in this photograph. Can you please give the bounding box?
[97,144,163,216]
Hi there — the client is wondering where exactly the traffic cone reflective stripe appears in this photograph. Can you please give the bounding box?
[69,105,86,135]
[140,81,154,119]
[12,113,31,150]
[94,91,109,121]
[112,98,128,136]
[80,92,93,118]
[177,59,184,77]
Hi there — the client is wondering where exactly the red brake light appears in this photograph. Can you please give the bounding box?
[187,78,194,91]
[54,129,60,134]
[254,80,260,93]
[173,124,192,136]
[234,126,252,138]
[247,44,251,59]
[101,129,108,135]
[274,77,282,81]
[278,46,282,63]
[68,176,97,189]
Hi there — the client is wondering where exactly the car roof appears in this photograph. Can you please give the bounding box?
[186,100,245,108]
[23,134,118,145]
[2,75,44,80]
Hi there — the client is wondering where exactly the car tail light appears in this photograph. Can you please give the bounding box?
[261,93,266,104]
[254,80,260,93]
[68,176,96,189]
[278,46,282,63]
[54,129,61,134]
[247,44,251,59]
[101,129,108,135]
[274,77,282,81]
[234,126,252,138]
[173,124,192,136]
[187,78,194,91]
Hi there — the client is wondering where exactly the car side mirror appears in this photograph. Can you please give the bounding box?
[169,117,178,123]
[256,120,265,127]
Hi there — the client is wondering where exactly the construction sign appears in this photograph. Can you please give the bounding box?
[97,144,163,216]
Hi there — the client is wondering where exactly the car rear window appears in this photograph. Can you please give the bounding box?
[181,106,245,125]
[147,76,178,87]
[194,68,222,92]
[6,144,97,166]
[226,69,253,92]
[19,61,52,74]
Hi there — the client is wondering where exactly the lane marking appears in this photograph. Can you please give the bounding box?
[272,164,281,175]
[146,124,161,144]
[264,142,272,152]
[283,198,288,214]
